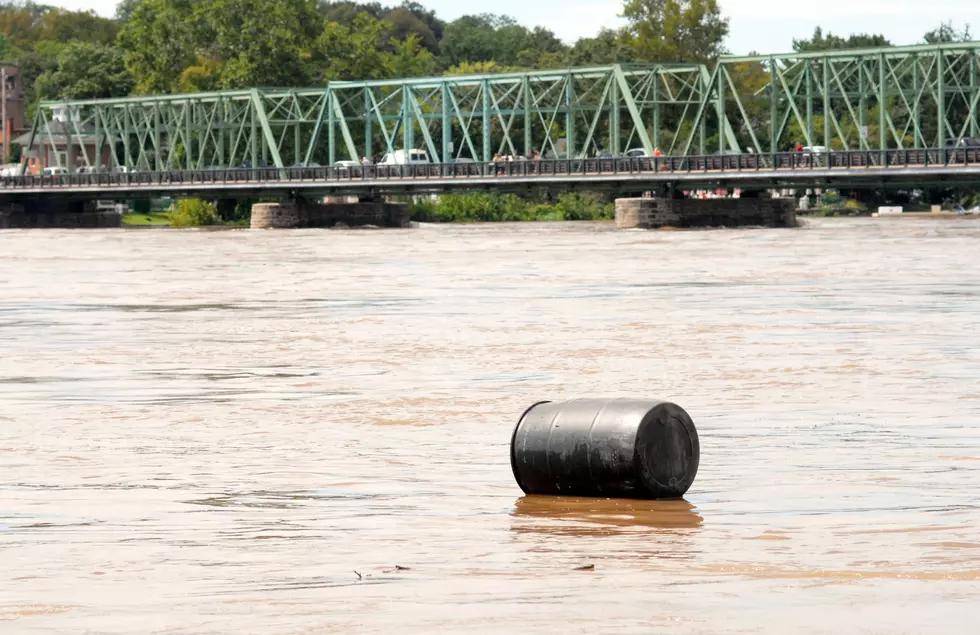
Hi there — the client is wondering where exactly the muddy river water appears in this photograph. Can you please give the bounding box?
[1,217,979,633]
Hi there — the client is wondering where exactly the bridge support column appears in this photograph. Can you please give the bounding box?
[250,201,300,229]
[614,196,796,229]
[250,199,410,229]
[0,200,123,228]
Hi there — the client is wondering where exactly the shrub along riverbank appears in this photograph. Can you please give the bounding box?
[407,192,614,223]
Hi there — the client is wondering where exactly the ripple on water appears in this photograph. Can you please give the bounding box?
[2,218,980,633]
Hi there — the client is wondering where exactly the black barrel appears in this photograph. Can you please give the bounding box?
[510,398,700,500]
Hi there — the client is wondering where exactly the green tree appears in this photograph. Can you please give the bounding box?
[170,198,220,226]
[444,60,514,76]
[192,0,320,88]
[35,40,133,100]
[317,0,383,22]
[620,0,729,63]
[117,0,197,94]
[35,8,119,45]
[389,34,435,77]
[313,13,395,81]
[440,14,566,69]
[792,27,891,52]
[383,5,438,53]
[396,2,444,44]
[119,0,320,92]
[115,0,141,23]
[567,29,630,65]
[924,21,972,44]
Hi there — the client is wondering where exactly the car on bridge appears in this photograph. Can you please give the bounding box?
[945,137,980,148]
[380,149,430,165]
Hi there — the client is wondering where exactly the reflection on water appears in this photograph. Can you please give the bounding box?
[2,218,980,633]
[511,495,704,533]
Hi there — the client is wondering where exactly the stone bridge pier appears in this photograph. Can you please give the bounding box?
[614,194,796,229]
[250,198,411,229]
[0,200,123,228]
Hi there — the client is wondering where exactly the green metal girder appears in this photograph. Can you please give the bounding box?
[718,42,980,153]
[20,42,980,176]
[25,64,729,171]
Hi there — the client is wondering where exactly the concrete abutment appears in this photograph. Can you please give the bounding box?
[250,200,411,229]
[614,197,797,229]
[0,200,123,229]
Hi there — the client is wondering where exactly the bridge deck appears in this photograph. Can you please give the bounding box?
[3,149,980,199]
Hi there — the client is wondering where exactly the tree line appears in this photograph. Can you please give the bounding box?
[0,0,970,130]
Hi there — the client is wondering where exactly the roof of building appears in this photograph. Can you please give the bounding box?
[12,121,98,147]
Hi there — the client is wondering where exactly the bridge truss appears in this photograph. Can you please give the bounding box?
[19,42,980,173]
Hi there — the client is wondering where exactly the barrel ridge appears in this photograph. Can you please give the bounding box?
[510,400,551,494]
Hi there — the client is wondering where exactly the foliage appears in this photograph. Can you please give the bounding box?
[567,29,630,66]
[0,5,118,51]
[317,0,383,23]
[35,41,133,100]
[444,60,514,76]
[170,198,220,226]
[439,13,565,69]
[315,14,396,81]
[793,27,891,52]
[117,0,197,94]
[385,6,437,52]
[924,21,972,44]
[408,192,613,223]
[194,0,321,89]
[620,0,729,63]
[120,0,320,91]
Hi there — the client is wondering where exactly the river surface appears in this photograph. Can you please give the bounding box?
[1,217,979,633]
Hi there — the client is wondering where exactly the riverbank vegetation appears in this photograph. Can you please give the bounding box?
[408,192,614,223]
[120,211,171,226]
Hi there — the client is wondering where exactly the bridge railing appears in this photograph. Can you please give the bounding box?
[3,148,979,190]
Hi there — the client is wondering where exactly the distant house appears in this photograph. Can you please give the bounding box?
[13,120,113,175]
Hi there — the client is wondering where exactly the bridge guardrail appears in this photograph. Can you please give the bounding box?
[3,148,979,190]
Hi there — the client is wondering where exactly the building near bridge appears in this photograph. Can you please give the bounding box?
[13,120,111,175]
[0,63,25,162]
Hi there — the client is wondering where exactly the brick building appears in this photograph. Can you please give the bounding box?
[0,63,26,162]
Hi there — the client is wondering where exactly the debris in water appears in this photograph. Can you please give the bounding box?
[574,565,595,571]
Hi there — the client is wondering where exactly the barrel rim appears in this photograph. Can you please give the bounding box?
[635,402,699,499]
[510,400,552,495]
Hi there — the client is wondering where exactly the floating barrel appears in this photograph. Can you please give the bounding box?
[510,398,700,500]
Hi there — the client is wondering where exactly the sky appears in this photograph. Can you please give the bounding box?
[45,0,980,56]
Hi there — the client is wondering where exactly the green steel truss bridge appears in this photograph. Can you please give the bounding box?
[5,41,980,197]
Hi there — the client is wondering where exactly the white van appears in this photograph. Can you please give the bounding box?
[380,149,430,165]
[42,166,68,176]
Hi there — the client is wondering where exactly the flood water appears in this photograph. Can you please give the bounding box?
[2,217,979,633]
